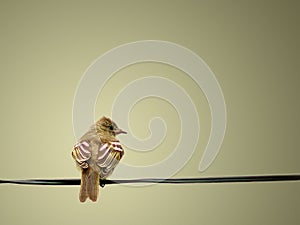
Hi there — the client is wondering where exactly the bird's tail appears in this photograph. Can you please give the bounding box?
[79,167,99,202]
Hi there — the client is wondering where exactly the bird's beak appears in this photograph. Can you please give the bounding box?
[115,128,127,135]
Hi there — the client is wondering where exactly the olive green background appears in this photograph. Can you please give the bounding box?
[0,1,299,225]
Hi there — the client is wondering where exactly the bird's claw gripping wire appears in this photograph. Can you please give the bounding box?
[100,179,106,188]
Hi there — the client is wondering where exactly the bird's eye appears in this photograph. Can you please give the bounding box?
[109,125,114,130]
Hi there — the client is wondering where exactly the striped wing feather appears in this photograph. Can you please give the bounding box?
[97,141,124,178]
[72,141,91,169]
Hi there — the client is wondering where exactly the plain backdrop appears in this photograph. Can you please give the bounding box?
[0,1,299,225]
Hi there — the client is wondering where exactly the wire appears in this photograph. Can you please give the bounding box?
[0,174,300,186]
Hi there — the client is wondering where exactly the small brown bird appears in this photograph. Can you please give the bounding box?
[72,116,126,202]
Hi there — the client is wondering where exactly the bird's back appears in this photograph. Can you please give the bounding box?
[74,125,124,178]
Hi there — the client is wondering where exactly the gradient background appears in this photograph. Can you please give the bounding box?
[0,1,299,225]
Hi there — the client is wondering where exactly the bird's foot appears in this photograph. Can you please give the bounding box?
[100,179,106,188]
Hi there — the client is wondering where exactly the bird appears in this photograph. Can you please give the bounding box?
[71,116,127,202]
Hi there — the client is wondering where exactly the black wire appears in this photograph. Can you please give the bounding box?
[0,174,300,186]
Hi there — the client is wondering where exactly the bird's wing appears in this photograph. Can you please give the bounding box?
[96,141,124,178]
[72,140,92,169]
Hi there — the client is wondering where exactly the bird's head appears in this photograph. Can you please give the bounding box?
[96,116,127,137]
